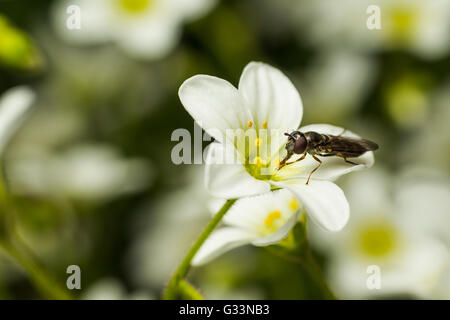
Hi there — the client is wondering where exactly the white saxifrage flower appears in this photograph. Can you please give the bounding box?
[311,169,449,298]
[290,0,450,59]
[52,0,217,60]
[179,62,375,265]
[0,86,35,156]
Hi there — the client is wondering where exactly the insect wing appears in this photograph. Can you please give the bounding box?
[322,136,377,157]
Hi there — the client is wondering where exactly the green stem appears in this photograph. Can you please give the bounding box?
[178,280,204,300]
[267,247,336,299]
[163,199,236,300]
[0,161,71,300]
[0,240,71,299]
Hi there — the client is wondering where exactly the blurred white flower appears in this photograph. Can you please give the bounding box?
[83,278,153,300]
[0,86,35,156]
[290,0,450,59]
[400,81,450,171]
[312,168,449,298]
[128,167,211,288]
[8,144,152,202]
[52,0,217,59]
[296,51,376,122]
[193,189,302,265]
[179,62,375,232]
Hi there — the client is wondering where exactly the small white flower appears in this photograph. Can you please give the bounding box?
[83,278,154,300]
[179,62,376,264]
[193,189,302,265]
[290,0,450,59]
[9,144,152,202]
[0,86,35,156]
[298,51,376,121]
[52,0,217,59]
[312,169,449,298]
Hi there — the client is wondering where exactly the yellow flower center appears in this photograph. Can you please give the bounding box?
[386,6,419,44]
[356,222,398,259]
[264,210,282,228]
[117,0,153,14]
[385,77,428,128]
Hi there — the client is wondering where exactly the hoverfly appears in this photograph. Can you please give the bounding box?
[278,130,379,184]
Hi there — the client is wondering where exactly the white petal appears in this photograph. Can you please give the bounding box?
[276,123,375,182]
[169,0,218,21]
[0,86,35,155]
[252,211,299,246]
[272,179,349,231]
[192,227,258,266]
[52,0,112,44]
[179,75,250,144]
[115,19,180,60]
[205,143,270,198]
[223,189,300,228]
[239,62,303,132]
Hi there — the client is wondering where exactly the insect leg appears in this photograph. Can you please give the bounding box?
[285,152,307,166]
[306,155,322,185]
[343,157,358,165]
[317,153,335,157]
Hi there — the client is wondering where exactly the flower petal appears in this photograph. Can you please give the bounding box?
[0,86,35,155]
[192,227,258,266]
[276,123,375,182]
[205,143,271,198]
[239,62,303,132]
[179,75,250,144]
[222,189,300,228]
[252,210,299,246]
[271,179,349,231]
[115,19,180,60]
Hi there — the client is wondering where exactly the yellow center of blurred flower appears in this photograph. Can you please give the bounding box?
[386,78,428,128]
[386,6,419,44]
[264,210,282,228]
[357,222,398,259]
[117,0,153,14]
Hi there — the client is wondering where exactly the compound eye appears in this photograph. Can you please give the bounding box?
[294,136,307,154]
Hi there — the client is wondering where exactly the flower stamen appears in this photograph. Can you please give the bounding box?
[264,210,282,228]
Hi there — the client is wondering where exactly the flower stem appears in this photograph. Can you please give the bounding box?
[178,280,204,300]
[0,162,71,300]
[0,240,72,299]
[163,199,236,300]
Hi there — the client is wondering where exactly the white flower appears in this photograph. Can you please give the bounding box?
[52,0,217,59]
[312,168,449,298]
[289,0,450,59]
[179,62,376,264]
[297,51,376,122]
[193,189,302,265]
[8,144,152,202]
[129,167,211,287]
[83,278,154,300]
[0,86,35,156]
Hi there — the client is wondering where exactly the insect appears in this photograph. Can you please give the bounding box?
[278,130,379,185]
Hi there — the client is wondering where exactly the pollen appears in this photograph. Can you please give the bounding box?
[247,121,253,127]
[289,198,299,211]
[264,210,282,228]
[253,156,263,167]
[255,138,261,146]
[262,121,268,129]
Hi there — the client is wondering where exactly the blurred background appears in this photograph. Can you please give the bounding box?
[0,0,449,299]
